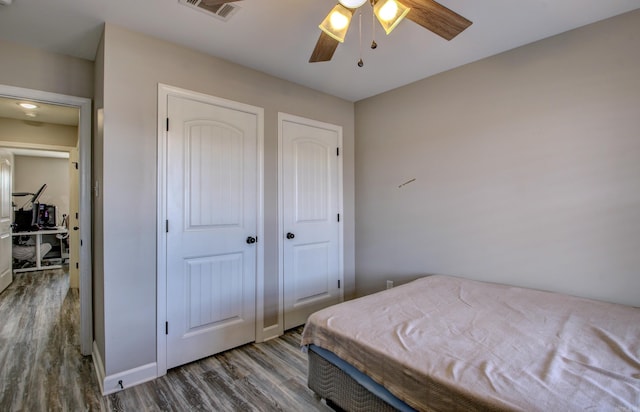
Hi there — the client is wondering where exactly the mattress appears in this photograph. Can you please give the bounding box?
[301,275,640,411]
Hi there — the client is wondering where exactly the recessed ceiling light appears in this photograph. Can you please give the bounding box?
[19,102,38,109]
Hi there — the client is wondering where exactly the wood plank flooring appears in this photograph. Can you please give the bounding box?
[0,270,330,411]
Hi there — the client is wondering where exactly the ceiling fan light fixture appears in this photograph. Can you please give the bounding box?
[374,0,410,35]
[338,0,367,8]
[319,4,353,43]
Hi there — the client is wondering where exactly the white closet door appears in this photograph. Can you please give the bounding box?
[281,115,343,330]
[165,94,259,369]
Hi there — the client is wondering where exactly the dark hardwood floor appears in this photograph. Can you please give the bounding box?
[0,269,329,411]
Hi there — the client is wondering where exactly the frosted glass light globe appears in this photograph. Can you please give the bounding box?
[378,0,398,21]
[339,0,367,8]
[330,11,350,30]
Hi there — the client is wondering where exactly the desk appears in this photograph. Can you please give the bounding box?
[12,227,68,273]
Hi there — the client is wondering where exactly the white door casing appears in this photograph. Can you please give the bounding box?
[279,113,343,330]
[0,150,12,293]
[158,85,264,371]
[68,148,80,288]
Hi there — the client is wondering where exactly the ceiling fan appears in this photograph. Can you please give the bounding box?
[310,0,472,63]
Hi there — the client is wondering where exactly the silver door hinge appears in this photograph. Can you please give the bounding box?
[338,280,341,289]
[337,214,340,222]
[165,322,168,335]
[166,220,169,233]
[166,118,169,132]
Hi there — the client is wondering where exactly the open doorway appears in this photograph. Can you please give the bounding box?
[0,85,92,355]
[8,149,74,274]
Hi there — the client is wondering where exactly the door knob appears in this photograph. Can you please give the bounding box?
[286,232,295,240]
[246,236,257,244]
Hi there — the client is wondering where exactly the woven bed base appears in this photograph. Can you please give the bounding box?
[307,349,398,412]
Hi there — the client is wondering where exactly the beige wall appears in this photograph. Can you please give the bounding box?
[355,10,640,306]
[0,39,94,99]
[0,117,78,148]
[99,24,355,376]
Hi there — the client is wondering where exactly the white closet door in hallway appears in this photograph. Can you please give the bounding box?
[0,150,12,293]
[280,114,343,330]
[164,91,263,369]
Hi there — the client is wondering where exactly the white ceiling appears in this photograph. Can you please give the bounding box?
[0,0,638,101]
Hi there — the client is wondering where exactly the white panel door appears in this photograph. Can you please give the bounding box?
[281,116,342,329]
[0,150,12,293]
[166,95,259,369]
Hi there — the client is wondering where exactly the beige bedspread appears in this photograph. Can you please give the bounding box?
[301,275,640,411]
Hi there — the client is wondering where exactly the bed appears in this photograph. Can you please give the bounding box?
[301,275,640,411]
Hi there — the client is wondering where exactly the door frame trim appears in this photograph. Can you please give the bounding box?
[0,84,93,355]
[156,84,265,376]
[276,112,344,338]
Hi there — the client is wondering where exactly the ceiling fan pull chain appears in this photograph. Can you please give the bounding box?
[371,3,377,49]
[358,10,364,67]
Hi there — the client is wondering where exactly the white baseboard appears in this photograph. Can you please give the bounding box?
[92,340,158,395]
[260,324,282,342]
[92,341,106,395]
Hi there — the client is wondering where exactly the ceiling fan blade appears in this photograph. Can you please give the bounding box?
[309,31,341,63]
[401,0,472,40]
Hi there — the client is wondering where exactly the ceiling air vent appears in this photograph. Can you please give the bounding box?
[179,0,240,22]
